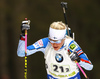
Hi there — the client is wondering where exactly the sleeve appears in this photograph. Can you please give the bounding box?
[17,35,49,57]
[68,40,93,70]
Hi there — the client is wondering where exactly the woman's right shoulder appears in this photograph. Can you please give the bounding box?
[41,37,50,48]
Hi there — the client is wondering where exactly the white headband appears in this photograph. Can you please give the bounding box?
[49,27,66,40]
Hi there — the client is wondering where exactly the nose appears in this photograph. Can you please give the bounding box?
[53,43,56,44]
[53,43,57,46]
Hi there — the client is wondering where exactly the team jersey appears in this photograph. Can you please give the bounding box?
[17,35,93,79]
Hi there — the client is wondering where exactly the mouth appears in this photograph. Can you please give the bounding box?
[53,47,59,50]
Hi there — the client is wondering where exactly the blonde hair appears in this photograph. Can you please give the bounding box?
[50,21,66,30]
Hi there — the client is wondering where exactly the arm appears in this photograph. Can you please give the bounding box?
[17,20,49,57]
[68,40,93,70]
[17,35,49,57]
[78,53,93,70]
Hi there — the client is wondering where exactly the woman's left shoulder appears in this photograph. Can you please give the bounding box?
[64,36,73,44]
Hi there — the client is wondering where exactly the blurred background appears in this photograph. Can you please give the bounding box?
[0,0,100,79]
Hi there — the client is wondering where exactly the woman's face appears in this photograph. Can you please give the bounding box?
[50,39,65,51]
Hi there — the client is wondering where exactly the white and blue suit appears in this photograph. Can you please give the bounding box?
[17,35,93,79]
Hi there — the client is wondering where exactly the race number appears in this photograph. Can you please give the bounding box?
[51,64,70,73]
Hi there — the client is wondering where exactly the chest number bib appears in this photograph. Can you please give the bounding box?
[51,64,70,73]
